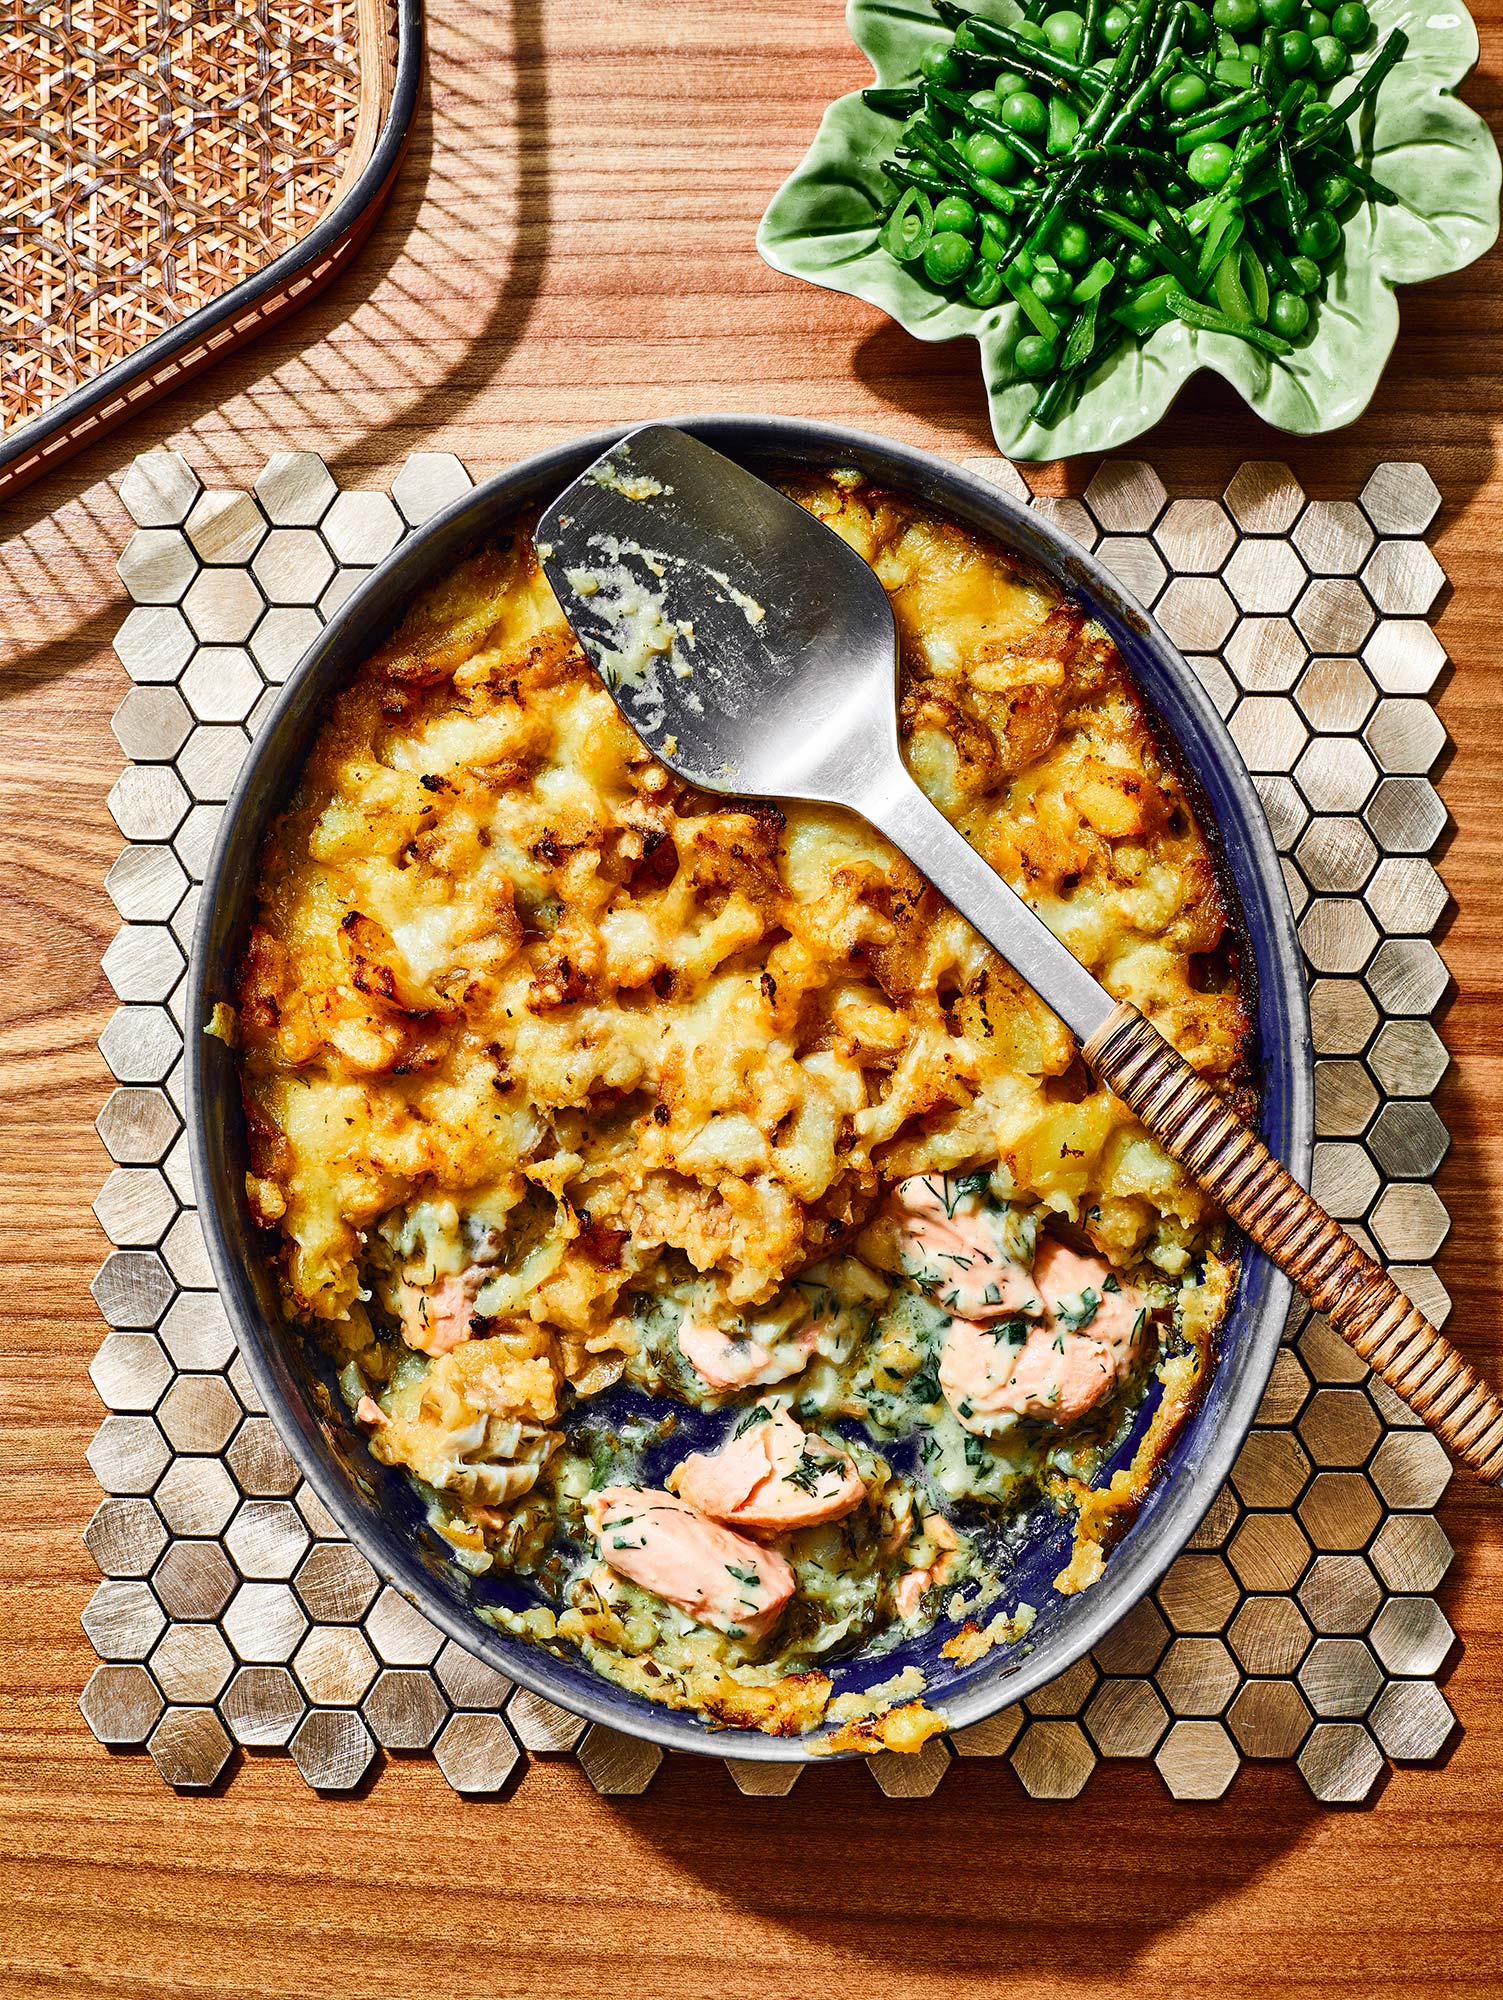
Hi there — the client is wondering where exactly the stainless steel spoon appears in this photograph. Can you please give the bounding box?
[537,423,1503,1483]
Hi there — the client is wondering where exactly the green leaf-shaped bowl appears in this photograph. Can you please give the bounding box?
[758,0,1500,458]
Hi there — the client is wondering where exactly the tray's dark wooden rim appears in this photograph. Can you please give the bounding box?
[0,0,424,508]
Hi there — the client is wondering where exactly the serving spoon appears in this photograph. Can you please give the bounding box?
[537,424,1503,1484]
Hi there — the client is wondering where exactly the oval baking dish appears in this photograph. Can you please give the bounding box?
[188,416,1313,1762]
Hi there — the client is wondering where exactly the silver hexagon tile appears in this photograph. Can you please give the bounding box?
[119,528,197,607]
[1362,540,1446,619]
[120,452,201,529]
[1153,497,1234,573]
[223,1665,307,1748]
[1224,461,1304,535]
[1360,463,1441,538]
[1364,620,1448,696]
[1224,537,1306,615]
[251,526,337,607]
[149,1706,234,1791]
[85,1496,168,1579]
[366,1669,448,1751]
[289,1709,377,1792]
[114,603,198,685]
[255,451,337,526]
[393,452,475,525]
[324,489,404,566]
[80,1662,166,1746]
[1292,500,1374,578]
[1084,460,1166,533]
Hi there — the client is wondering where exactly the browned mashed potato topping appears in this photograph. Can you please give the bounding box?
[233,469,1251,1745]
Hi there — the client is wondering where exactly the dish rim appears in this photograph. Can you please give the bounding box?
[187,414,1314,1762]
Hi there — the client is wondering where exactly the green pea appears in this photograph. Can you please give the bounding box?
[1258,0,1300,24]
[1183,1,1213,45]
[920,44,966,84]
[1269,290,1311,338]
[933,194,979,237]
[1119,185,1149,218]
[1306,7,1331,33]
[999,89,1049,137]
[965,261,1006,307]
[1052,218,1093,268]
[966,130,1020,181]
[923,230,976,284]
[992,71,1028,99]
[1289,253,1322,293]
[1014,19,1049,44]
[1043,9,1086,56]
[1275,27,1312,69]
[968,88,1001,117]
[1237,39,1263,61]
[1297,208,1341,259]
[1099,4,1132,43]
[1187,139,1235,189]
[1124,246,1156,282]
[1033,265,1075,306]
[1212,0,1258,35]
[1310,32,1348,79]
[1331,0,1370,42]
[1164,70,1210,113]
[1311,167,1355,211]
[1014,332,1058,378]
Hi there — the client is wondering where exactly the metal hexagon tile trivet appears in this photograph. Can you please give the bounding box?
[83,451,1459,1804]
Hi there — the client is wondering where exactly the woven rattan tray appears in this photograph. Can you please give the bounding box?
[0,0,421,501]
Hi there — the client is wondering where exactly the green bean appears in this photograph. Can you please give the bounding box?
[1101,47,1184,146]
[1081,0,1102,65]
[956,14,1100,88]
[1174,93,1271,148]
[1287,25,1406,155]
[1165,81,1264,132]
[882,160,953,195]
[1166,285,1294,350]
[1002,258,1064,337]
[1276,138,1306,231]
[1090,201,1201,289]
[1309,143,1398,202]
[863,87,923,118]
[1061,292,1101,369]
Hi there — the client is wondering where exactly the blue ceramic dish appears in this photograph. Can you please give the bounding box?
[189,417,1313,1762]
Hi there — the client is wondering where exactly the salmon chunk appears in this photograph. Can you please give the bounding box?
[890,1175,1042,1320]
[676,1314,817,1391]
[586,1486,796,1641]
[672,1406,866,1536]
[399,1267,487,1355]
[940,1236,1146,1432]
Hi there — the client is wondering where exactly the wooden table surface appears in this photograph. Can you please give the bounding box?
[4,3,1502,1994]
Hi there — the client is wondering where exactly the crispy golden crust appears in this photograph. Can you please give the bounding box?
[238,479,1248,1357]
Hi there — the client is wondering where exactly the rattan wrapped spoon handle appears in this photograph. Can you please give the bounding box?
[1083,1000,1503,1484]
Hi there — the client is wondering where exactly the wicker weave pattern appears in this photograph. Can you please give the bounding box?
[0,0,363,433]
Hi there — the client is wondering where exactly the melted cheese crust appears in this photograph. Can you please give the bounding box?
[235,472,1252,1736]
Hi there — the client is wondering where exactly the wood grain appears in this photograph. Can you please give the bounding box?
[2,3,1501,1995]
